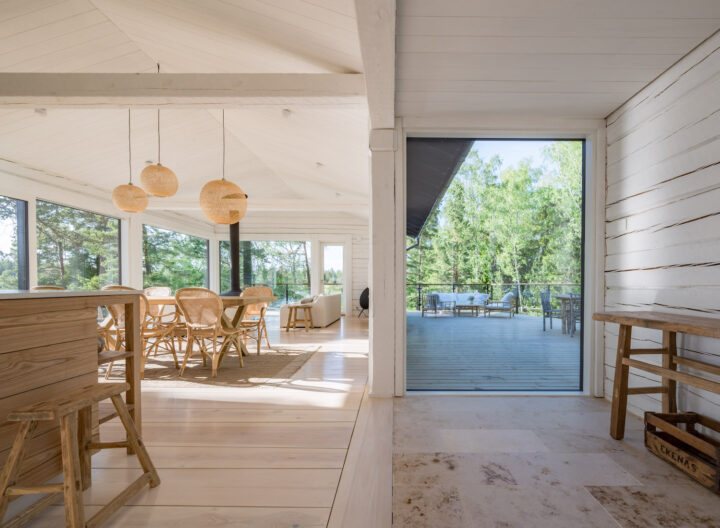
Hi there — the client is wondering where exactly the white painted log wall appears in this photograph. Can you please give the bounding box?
[604,30,720,420]
[232,211,369,315]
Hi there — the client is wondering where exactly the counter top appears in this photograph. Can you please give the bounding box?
[0,289,143,300]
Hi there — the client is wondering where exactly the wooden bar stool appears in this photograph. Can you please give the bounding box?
[285,304,314,333]
[0,383,159,528]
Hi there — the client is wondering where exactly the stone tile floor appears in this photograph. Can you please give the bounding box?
[393,396,720,527]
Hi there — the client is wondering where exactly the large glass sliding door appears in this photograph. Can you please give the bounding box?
[406,139,584,391]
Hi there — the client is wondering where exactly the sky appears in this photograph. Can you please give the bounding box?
[323,244,343,274]
[470,139,557,173]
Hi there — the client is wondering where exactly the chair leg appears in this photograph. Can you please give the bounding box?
[110,395,160,487]
[211,335,219,377]
[59,412,85,528]
[286,307,293,332]
[263,319,271,349]
[167,334,179,369]
[179,334,195,376]
[0,421,38,521]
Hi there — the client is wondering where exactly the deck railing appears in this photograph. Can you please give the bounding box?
[406,282,581,314]
[241,282,311,306]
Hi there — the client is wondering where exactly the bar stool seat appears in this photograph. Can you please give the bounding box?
[285,303,314,333]
[0,383,159,528]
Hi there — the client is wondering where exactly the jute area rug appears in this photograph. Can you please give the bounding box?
[102,344,320,388]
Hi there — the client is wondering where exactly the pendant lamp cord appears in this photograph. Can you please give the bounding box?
[157,63,161,165]
[128,108,133,184]
[222,109,226,180]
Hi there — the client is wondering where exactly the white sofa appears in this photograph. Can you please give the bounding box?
[422,292,490,316]
[280,294,341,328]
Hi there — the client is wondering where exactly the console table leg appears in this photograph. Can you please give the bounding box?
[610,324,632,440]
[662,330,678,413]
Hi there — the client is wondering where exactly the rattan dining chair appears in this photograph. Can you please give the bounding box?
[175,287,244,377]
[32,285,66,291]
[240,286,272,354]
[101,285,178,379]
[144,286,184,358]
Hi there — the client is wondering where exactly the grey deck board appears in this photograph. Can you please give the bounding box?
[406,311,581,391]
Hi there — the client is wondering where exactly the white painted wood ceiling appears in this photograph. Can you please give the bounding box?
[0,0,367,220]
[396,0,720,119]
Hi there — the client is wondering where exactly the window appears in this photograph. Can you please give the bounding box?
[220,240,311,306]
[36,200,120,290]
[0,195,28,289]
[143,225,209,289]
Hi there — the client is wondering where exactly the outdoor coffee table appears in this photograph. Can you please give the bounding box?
[454,304,480,317]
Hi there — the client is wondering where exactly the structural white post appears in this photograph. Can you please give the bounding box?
[369,128,397,397]
[124,216,143,289]
[208,235,220,292]
[311,238,322,296]
[26,199,37,289]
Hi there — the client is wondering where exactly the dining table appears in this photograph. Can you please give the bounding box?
[553,294,580,335]
[147,294,277,357]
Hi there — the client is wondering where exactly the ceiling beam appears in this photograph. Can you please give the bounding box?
[146,198,368,214]
[0,73,366,107]
[354,0,396,129]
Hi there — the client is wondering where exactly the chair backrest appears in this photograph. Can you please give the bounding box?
[144,286,173,317]
[501,292,515,304]
[33,285,66,291]
[359,287,369,309]
[570,293,582,313]
[425,293,439,308]
[540,291,551,311]
[101,285,149,329]
[175,287,223,329]
[241,286,273,317]
[144,286,171,297]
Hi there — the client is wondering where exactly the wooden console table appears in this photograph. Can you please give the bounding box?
[593,311,720,440]
[0,289,142,524]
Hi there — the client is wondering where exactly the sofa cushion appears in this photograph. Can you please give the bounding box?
[436,293,455,303]
[500,292,514,303]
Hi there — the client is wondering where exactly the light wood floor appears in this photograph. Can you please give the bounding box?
[407,311,581,391]
[8,315,388,528]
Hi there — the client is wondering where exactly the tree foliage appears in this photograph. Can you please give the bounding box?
[220,240,312,305]
[36,201,120,290]
[407,141,583,311]
[143,225,209,290]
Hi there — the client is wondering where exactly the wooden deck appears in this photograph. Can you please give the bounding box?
[406,311,581,391]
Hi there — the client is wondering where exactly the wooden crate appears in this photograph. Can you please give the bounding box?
[644,411,720,493]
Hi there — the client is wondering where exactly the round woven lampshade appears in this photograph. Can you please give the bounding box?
[112,183,148,213]
[140,164,178,197]
[199,179,247,224]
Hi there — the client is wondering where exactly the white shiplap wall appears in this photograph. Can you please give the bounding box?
[604,30,720,420]
[223,211,369,315]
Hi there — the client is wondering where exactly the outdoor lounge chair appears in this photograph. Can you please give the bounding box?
[540,291,562,331]
[483,292,515,318]
[421,293,439,316]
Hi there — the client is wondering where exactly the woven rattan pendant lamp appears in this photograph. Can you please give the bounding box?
[141,65,178,197]
[112,110,148,213]
[199,110,248,224]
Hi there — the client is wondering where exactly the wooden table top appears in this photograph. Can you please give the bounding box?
[593,310,720,338]
[147,295,276,306]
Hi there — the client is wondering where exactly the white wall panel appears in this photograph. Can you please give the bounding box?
[604,30,720,420]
